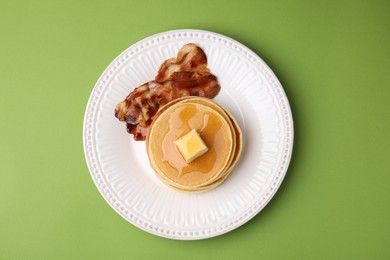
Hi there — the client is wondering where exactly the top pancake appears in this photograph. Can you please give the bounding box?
[147,101,234,188]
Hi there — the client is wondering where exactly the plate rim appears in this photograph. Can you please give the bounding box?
[83,29,294,240]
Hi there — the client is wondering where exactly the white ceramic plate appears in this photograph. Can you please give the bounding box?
[83,29,293,240]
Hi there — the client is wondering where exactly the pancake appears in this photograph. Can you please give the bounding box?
[148,102,234,188]
[146,97,242,192]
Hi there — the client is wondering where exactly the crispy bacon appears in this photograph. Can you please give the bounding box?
[155,43,211,82]
[115,43,220,141]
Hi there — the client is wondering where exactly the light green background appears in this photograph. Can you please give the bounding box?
[1,0,389,259]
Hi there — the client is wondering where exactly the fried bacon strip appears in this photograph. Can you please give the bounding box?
[155,43,211,82]
[115,43,220,140]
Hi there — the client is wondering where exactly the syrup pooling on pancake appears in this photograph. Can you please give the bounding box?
[146,97,242,192]
[149,102,233,187]
[162,104,228,176]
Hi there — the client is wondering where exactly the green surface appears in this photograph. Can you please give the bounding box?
[1,0,389,259]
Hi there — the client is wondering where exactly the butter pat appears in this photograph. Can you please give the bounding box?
[175,129,208,163]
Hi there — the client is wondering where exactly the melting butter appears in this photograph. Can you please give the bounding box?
[175,129,208,165]
[161,104,228,177]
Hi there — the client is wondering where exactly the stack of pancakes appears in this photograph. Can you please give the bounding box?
[146,97,242,192]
